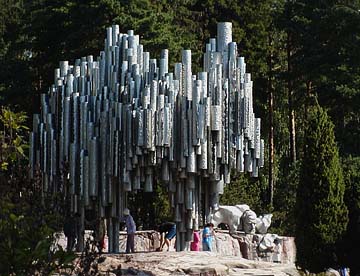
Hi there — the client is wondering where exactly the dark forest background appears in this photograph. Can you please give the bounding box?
[1,0,360,274]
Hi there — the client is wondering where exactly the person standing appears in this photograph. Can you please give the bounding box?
[202,223,214,251]
[64,213,77,251]
[121,208,136,253]
[156,222,176,251]
[272,238,282,263]
[95,218,106,253]
[190,230,200,251]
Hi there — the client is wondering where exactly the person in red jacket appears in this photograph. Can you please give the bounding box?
[190,230,200,251]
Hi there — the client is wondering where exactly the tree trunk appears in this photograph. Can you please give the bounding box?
[268,33,274,207]
[287,32,296,163]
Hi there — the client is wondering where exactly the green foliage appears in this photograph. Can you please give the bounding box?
[282,0,360,155]
[0,171,76,276]
[338,156,360,275]
[0,106,29,171]
[26,0,122,96]
[272,162,300,236]
[0,0,34,112]
[0,106,74,275]
[152,182,173,225]
[295,100,348,273]
[0,201,75,276]
[220,171,267,214]
[128,181,172,229]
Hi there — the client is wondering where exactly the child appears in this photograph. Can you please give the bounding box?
[272,238,282,263]
[190,230,200,251]
[202,223,214,251]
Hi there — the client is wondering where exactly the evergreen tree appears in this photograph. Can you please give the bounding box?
[114,0,198,69]
[339,156,360,275]
[284,0,360,156]
[295,99,348,273]
[0,0,33,113]
[27,0,122,97]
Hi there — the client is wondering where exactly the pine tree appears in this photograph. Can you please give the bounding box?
[27,0,122,97]
[283,0,360,156]
[295,99,348,273]
[0,0,33,113]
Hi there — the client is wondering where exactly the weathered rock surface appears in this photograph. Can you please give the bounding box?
[116,230,296,264]
[95,251,300,276]
[57,230,298,275]
[57,230,296,264]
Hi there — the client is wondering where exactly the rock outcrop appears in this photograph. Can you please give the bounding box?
[57,230,296,264]
[116,230,296,264]
[57,230,297,275]
[95,251,299,276]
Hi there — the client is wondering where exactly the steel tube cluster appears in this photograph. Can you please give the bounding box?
[30,22,264,252]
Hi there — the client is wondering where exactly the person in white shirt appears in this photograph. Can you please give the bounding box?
[272,238,282,263]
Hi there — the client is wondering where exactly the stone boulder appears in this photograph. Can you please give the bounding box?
[94,251,300,276]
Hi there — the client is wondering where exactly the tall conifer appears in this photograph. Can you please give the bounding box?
[296,99,348,272]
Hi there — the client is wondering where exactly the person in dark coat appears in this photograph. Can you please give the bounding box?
[94,218,106,252]
[64,213,77,251]
[156,222,176,251]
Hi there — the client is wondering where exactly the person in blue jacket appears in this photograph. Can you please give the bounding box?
[202,223,215,251]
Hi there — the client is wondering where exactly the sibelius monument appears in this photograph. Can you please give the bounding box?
[29,22,264,252]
